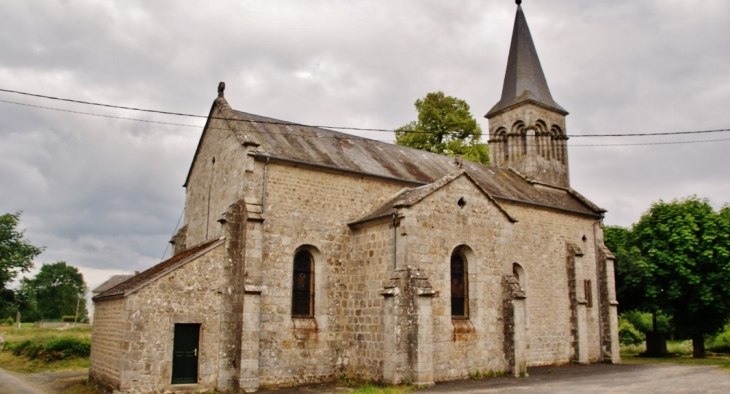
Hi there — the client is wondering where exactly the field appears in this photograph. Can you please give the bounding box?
[0,323,91,373]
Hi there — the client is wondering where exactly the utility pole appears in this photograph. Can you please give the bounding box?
[74,294,80,326]
[15,311,20,329]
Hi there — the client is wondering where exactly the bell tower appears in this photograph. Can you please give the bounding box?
[487,1,570,187]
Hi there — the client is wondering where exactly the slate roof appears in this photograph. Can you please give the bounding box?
[232,109,453,185]
[487,5,567,117]
[187,96,604,219]
[350,170,518,226]
[91,275,134,295]
[93,239,224,301]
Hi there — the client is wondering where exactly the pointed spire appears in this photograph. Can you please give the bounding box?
[487,3,566,117]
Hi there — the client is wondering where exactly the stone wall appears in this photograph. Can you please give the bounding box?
[498,199,603,364]
[348,220,397,380]
[487,102,569,187]
[253,161,411,387]
[395,175,513,380]
[89,298,125,391]
[184,105,249,246]
[116,244,226,393]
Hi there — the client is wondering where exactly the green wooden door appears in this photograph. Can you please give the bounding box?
[172,324,200,384]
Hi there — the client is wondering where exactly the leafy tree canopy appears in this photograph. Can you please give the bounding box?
[395,92,489,165]
[0,212,43,318]
[629,196,730,357]
[23,261,88,321]
[604,225,653,313]
[0,212,42,288]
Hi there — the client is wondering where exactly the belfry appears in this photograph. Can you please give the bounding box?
[487,2,571,187]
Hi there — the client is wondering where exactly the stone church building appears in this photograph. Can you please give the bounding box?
[90,3,620,393]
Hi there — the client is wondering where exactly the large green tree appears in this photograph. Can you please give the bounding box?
[631,197,730,358]
[24,262,87,321]
[395,91,489,165]
[0,212,43,318]
[604,225,653,314]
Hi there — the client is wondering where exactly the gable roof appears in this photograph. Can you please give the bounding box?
[486,4,566,117]
[93,239,224,301]
[91,275,134,295]
[183,95,602,218]
[349,170,517,227]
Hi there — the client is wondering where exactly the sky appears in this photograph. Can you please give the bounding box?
[1,0,729,310]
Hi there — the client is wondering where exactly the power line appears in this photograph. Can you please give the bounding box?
[570,138,730,147]
[0,99,394,142]
[160,207,185,262]
[2,97,727,148]
[0,95,730,146]
[0,99,206,129]
[2,87,729,139]
[571,129,730,138]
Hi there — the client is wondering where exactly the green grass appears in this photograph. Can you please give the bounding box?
[0,324,92,373]
[0,324,92,342]
[621,340,730,372]
[61,381,102,394]
[348,384,415,394]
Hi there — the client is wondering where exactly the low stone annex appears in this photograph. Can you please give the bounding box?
[90,3,620,393]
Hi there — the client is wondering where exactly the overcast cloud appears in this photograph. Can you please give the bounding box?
[1,0,729,306]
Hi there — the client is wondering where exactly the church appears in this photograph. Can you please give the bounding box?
[90,3,620,393]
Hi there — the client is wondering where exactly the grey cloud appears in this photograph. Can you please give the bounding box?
[0,0,728,283]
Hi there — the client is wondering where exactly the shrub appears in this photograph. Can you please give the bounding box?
[619,318,645,345]
[62,316,76,322]
[4,316,13,326]
[4,336,91,362]
[708,329,730,354]
[622,310,672,333]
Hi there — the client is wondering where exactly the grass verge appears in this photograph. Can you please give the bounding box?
[61,381,102,394]
[0,324,91,373]
[621,340,730,372]
[346,384,415,394]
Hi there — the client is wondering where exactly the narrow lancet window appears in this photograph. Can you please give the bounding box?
[292,251,314,317]
[451,252,468,317]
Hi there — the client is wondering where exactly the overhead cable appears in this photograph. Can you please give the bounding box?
[1,87,729,139]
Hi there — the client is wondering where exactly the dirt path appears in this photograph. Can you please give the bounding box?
[0,368,87,394]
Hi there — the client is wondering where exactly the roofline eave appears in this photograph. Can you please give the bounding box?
[486,98,569,119]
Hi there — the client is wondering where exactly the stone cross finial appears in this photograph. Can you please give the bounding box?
[218,82,225,98]
[454,155,463,169]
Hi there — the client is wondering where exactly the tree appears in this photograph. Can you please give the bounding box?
[604,225,652,314]
[0,212,43,318]
[631,197,730,358]
[395,91,489,165]
[24,262,87,321]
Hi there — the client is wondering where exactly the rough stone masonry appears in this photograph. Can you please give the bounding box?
[90,3,620,393]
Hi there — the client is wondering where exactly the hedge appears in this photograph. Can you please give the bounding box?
[5,336,91,362]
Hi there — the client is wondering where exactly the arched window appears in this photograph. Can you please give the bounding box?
[504,135,510,161]
[513,262,526,291]
[451,251,468,317]
[512,121,526,156]
[292,251,314,317]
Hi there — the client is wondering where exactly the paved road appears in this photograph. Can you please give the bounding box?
[0,368,87,394]
[424,363,730,394]
[272,363,730,394]
[1,363,729,393]
[0,367,43,394]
